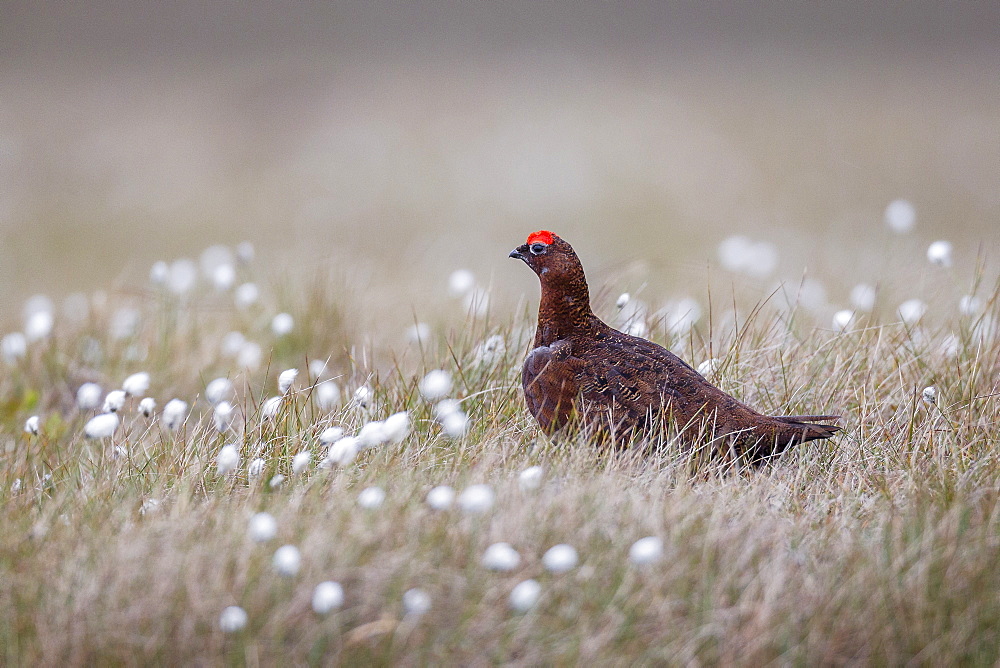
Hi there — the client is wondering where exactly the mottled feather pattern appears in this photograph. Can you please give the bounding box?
[510,231,841,465]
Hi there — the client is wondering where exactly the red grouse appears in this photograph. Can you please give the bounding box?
[509,231,840,464]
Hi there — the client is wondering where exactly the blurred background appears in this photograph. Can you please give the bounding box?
[1,1,998,324]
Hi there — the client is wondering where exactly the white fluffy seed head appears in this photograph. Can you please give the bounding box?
[922,385,937,405]
[426,485,455,510]
[885,198,916,233]
[319,426,345,444]
[236,241,255,263]
[509,579,542,612]
[448,269,475,297]
[1,332,27,363]
[278,368,298,394]
[261,396,282,420]
[850,283,877,312]
[216,444,240,475]
[248,512,277,542]
[402,588,432,616]
[271,312,294,336]
[406,322,431,344]
[234,282,259,308]
[832,309,855,332]
[77,382,103,410]
[959,295,982,316]
[219,606,248,633]
[269,474,285,489]
[457,484,494,514]
[326,436,360,466]
[441,411,469,438]
[518,466,543,491]
[383,411,411,443]
[419,370,453,401]
[898,299,928,325]
[628,536,664,565]
[482,542,521,571]
[248,457,266,477]
[238,342,262,370]
[272,545,301,577]
[616,292,630,309]
[291,451,311,474]
[357,421,388,448]
[542,544,579,573]
[122,372,150,397]
[357,486,386,509]
[315,381,341,410]
[434,398,461,419]
[697,358,721,376]
[927,240,953,267]
[24,310,54,342]
[351,385,373,409]
[205,377,233,405]
[102,390,126,413]
[168,258,198,295]
[212,264,236,291]
[213,401,235,432]
[24,415,40,435]
[312,581,345,615]
[149,261,169,285]
[162,399,188,430]
[84,412,119,439]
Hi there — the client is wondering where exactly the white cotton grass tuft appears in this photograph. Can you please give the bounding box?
[162,399,188,430]
[884,199,916,233]
[448,269,476,297]
[271,312,294,336]
[898,299,928,325]
[139,498,160,515]
[278,368,298,394]
[122,372,150,397]
[212,264,236,291]
[351,385,374,409]
[248,458,266,477]
[832,309,855,332]
[269,474,285,489]
[357,486,386,509]
[457,484,494,514]
[357,421,389,449]
[248,512,278,543]
[149,261,169,285]
[168,258,198,295]
[419,370,453,401]
[291,451,311,474]
[616,292,631,309]
[509,579,542,612]
[237,341,262,370]
[205,377,233,405]
[441,411,470,438]
[383,411,411,443]
[24,310,54,342]
[472,334,506,367]
[308,359,328,378]
[518,466,543,491]
[927,240,953,267]
[103,390,126,413]
[272,545,301,577]
[315,381,341,410]
[434,399,461,420]
[717,236,778,277]
[236,241,255,263]
[426,485,455,510]
[406,322,431,344]
[216,444,240,475]
[235,282,259,309]
[325,436,360,466]
[221,331,245,357]
[850,283,877,312]
[659,297,702,335]
[84,413,119,439]
[213,401,235,432]
[261,396,282,420]
[542,544,579,573]
[320,427,345,444]
[628,536,664,565]
[76,383,102,410]
[482,542,521,571]
[921,385,937,405]
[697,358,721,376]
[24,415,40,435]
[402,588,432,616]
[219,606,248,633]
[110,307,140,340]
[1,332,28,363]
[959,295,982,317]
[312,581,345,615]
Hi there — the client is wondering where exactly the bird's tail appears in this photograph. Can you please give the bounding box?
[773,415,842,443]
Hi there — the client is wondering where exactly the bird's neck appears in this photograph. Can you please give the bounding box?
[534,268,593,346]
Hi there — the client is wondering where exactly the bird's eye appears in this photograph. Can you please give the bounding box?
[530,243,546,255]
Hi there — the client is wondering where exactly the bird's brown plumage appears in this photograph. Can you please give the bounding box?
[509,231,841,464]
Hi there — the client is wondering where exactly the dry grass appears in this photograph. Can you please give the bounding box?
[1,249,999,666]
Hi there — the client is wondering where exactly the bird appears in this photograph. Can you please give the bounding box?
[509,230,840,465]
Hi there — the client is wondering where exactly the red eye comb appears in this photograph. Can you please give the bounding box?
[526,230,554,245]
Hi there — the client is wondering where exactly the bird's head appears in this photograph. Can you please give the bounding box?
[508,230,578,278]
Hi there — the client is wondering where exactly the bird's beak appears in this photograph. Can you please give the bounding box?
[509,245,528,261]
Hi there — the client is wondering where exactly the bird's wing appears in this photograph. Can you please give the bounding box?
[521,340,584,433]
